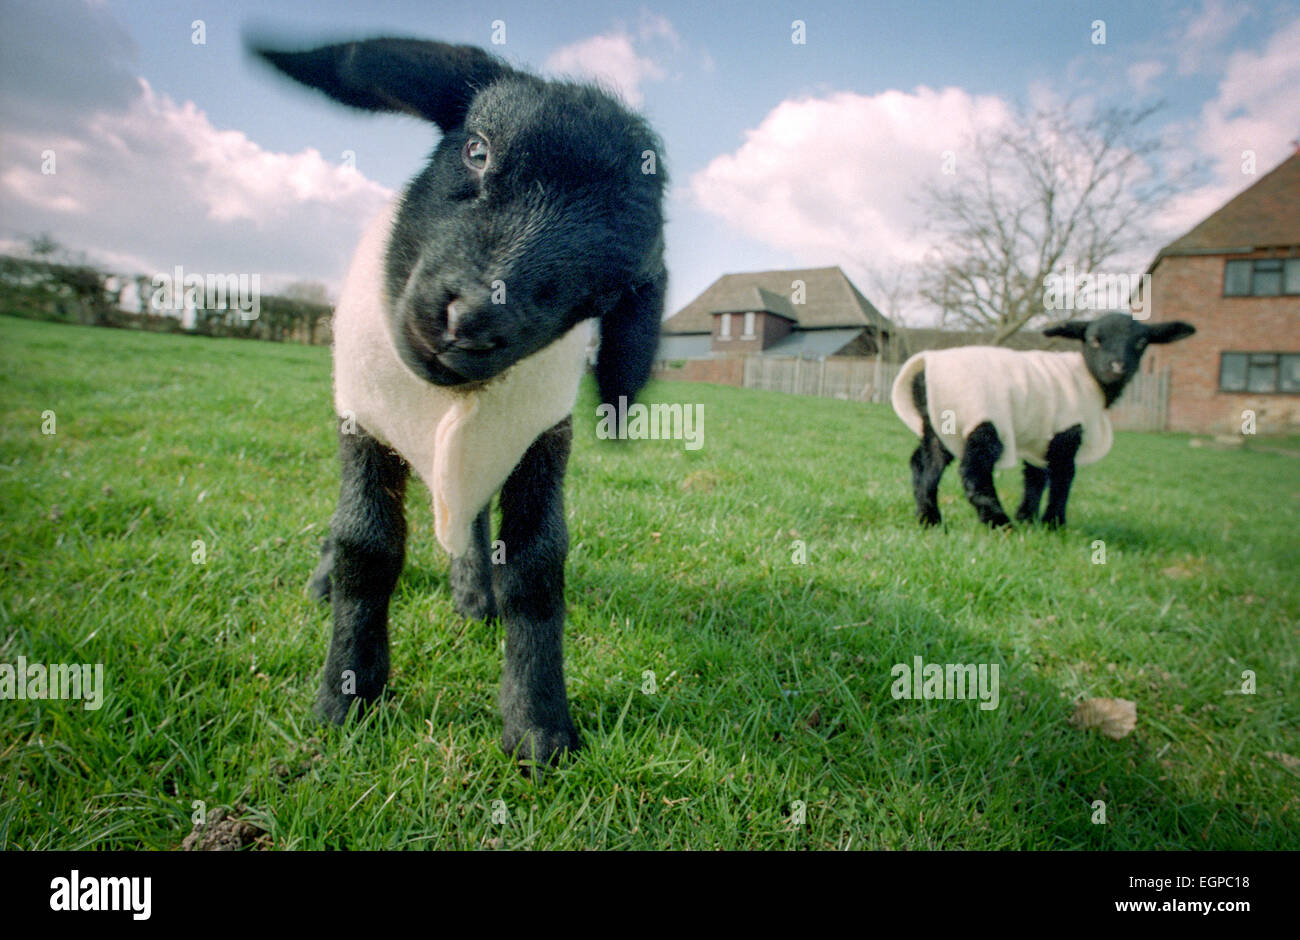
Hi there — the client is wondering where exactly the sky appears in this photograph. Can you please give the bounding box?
[1,0,1298,323]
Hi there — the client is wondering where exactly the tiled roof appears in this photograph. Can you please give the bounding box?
[663,266,890,333]
[1153,151,1300,264]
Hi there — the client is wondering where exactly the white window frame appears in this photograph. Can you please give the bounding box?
[719,312,731,339]
[742,311,756,339]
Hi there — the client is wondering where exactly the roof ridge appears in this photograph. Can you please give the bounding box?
[1152,151,1300,264]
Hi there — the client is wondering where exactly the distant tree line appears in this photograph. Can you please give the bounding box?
[0,237,333,346]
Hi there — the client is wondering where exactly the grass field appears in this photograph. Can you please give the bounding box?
[1,313,1296,850]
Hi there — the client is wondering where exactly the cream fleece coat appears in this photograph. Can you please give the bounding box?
[331,200,591,557]
[891,347,1113,470]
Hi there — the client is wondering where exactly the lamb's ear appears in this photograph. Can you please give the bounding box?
[594,269,666,411]
[1043,320,1088,341]
[1145,320,1196,344]
[247,35,516,129]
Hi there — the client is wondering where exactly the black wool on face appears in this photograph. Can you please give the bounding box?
[1044,313,1196,407]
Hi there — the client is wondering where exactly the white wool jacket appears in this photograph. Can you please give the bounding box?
[331,200,591,557]
[890,347,1113,470]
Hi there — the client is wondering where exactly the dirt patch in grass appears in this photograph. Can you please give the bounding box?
[180,806,270,851]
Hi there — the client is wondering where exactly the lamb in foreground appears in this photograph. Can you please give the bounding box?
[891,313,1195,528]
[248,34,667,767]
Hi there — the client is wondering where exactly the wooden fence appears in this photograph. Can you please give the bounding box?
[739,355,1171,431]
[743,355,900,403]
[1108,367,1170,431]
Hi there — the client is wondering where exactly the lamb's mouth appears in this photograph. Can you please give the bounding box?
[394,316,501,390]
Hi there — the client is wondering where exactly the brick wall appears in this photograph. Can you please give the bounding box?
[709,311,793,352]
[653,356,744,386]
[1148,253,1300,434]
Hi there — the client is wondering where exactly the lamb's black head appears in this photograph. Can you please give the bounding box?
[1044,312,1195,405]
[248,35,667,407]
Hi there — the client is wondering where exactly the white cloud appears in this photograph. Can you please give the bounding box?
[0,0,395,297]
[544,31,665,106]
[1199,17,1300,170]
[690,10,1300,317]
[0,77,392,294]
[1177,0,1250,75]
[637,11,681,47]
[689,86,1013,275]
[1127,60,1167,94]
[1154,16,1300,240]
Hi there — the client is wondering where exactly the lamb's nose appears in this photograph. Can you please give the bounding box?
[444,298,467,338]
[1110,360,1125,375]
[441,298,503,351]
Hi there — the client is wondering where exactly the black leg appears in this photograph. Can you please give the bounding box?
[1016,463,1047,523]
[494,416,580,767]
[1042,425,1083,528]
[959,421,1011,527]
[450,506,497,621]
[911,415,953,526]
[314,423,409,724]
[909,368,952,526]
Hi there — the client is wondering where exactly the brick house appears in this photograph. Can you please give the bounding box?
[1144,152,1300,434]
[656,266,892,384]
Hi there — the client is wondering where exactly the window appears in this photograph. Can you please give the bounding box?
[719,312,731,339]
[742,311,756,339]
[1224,258,1300,297]
[1285,356,1300,393]
[1219,352,1300,393]
[1287,259,1300,295]
[1223,260,1251,295]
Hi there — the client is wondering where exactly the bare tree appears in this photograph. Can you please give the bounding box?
[27,233,61,259]
[861,262,922,359]
[918,101,1184,344]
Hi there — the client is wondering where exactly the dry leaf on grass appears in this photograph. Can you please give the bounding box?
[679,470,721,493]
[1070,697,1137,740]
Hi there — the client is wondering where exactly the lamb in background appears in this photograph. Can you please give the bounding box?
[891,313,1195,528]
[249,34,667,767]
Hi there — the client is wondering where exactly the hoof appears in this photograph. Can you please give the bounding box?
[453,590,497,622]
[501,723,581,773]
[312,692,355,726]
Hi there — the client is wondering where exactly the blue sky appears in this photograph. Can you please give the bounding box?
[2,0,1298,321]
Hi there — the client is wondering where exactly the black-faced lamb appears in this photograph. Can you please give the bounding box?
[891,313,1195,528]
[249,35,667,766]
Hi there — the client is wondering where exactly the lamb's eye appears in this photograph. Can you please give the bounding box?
[463,135,490,172]
[1089,336,1102,348]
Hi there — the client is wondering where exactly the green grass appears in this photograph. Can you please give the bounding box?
[1,314,1296,850]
